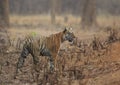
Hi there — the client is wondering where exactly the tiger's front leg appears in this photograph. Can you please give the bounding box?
[51,53,58,71]
[41,49,55,72]
[49,56,54,72]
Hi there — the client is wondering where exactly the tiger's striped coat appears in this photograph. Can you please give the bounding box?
[15,28,75,77]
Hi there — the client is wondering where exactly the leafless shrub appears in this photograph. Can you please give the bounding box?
[106,26,119,43]
[108,29,118,43]
[72,37,82,47]
[91,36,102,51]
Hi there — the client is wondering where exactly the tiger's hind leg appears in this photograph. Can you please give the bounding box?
[30,50,40,83]
[14,47,29,79]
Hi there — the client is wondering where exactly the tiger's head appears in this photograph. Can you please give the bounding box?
[63,27,76,42]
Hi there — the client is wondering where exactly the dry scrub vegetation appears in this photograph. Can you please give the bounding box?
[0,15,120,85]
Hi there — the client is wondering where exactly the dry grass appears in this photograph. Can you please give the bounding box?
[9,14,120,37]
[10,14,120,27]
[97,15,120,27]
[10,14,80,27]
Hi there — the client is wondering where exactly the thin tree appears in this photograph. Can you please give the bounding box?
[0,0,9,28]
[81,0,97,29]
[56,0,61,14]
[51,0,56,24]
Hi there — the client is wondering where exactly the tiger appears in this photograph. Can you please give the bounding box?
[15,27,75,77]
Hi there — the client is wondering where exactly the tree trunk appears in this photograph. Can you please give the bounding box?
[0,0,10,53]
[0,0,9,28]
[56,0,61,14]
[81,0,97,29]
[51,0,56,24]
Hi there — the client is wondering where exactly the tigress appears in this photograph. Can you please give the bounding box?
[15,27,75,77]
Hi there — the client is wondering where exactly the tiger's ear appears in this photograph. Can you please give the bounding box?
[69,27,73,31]
[63,27,67,33]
